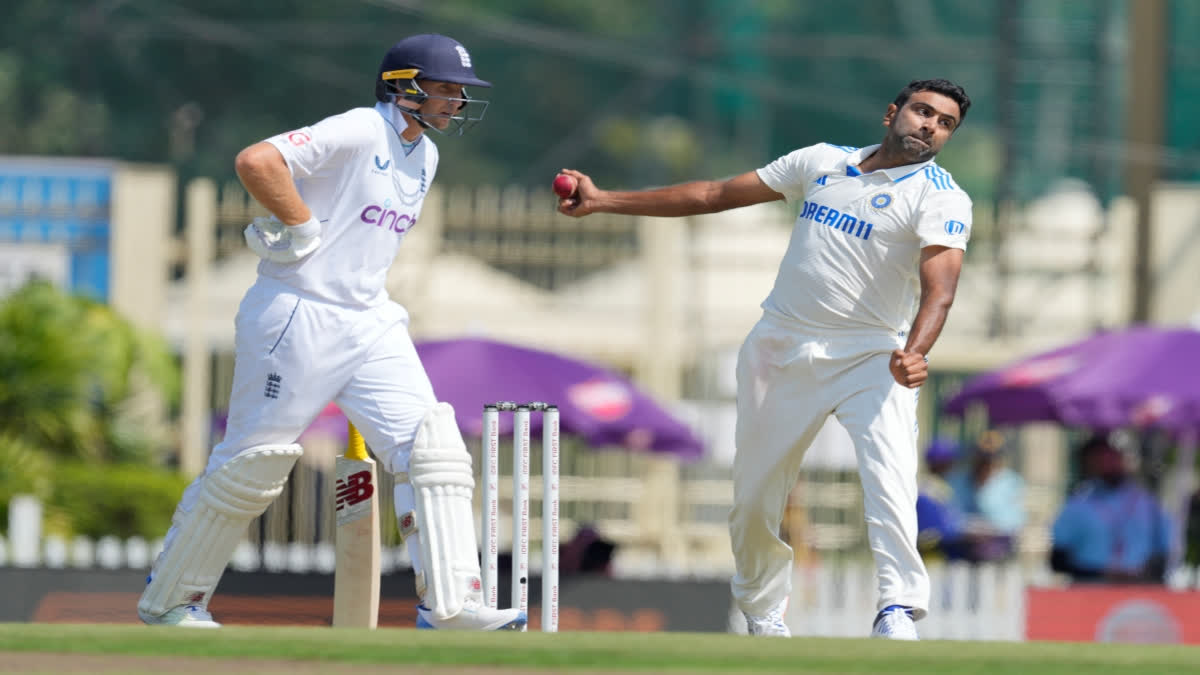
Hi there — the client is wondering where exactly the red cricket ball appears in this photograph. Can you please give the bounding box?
[552,174,577,199]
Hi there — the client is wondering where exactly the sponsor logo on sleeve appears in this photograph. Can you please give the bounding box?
[286,131,312,146]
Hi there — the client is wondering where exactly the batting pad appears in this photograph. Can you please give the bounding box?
[138,444,302,618]
[406,403,481,621]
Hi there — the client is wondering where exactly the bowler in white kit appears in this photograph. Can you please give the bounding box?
[558,79,973,640]
[138,34,526,631]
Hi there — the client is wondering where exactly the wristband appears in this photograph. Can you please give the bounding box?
[288,215,321,240]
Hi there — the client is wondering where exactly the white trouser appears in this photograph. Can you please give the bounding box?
[729,315,929,619]
[166,277,436,552]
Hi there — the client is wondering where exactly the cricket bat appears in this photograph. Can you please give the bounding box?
[333,422,381,628]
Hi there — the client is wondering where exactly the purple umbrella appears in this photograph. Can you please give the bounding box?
[416,337,705,460]
[943,325,1200,433]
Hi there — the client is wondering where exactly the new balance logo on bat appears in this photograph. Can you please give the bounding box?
[335,470,375,510]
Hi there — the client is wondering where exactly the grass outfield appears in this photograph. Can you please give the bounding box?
[1,623,1196,674]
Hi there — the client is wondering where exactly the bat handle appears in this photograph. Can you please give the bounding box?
[346,423,369,460]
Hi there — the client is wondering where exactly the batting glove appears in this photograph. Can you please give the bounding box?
[244,215,322,263]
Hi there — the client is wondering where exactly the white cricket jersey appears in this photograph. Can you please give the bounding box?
[756,142,972,340]
[261,102,438,308]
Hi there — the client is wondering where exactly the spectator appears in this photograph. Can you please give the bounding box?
[916,438,966,560]
[945,430,1026,561]
[920,437,959,501]
[1050,435,1173,584]
[560,525,618,576]
[500,524,617,578]
[1186,489,1200,569]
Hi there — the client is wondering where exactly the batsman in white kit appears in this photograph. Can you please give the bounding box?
[558,80,974,640]
[138,34,525,631]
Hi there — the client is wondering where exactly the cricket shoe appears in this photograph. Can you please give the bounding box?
[742,598,791,637]
[871,605,918,640]
[415,600,526,631]
[138,604,222,628]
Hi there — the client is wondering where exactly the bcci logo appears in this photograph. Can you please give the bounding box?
[869,192,893,210]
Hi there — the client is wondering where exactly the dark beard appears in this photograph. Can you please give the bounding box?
[883,131,935,163]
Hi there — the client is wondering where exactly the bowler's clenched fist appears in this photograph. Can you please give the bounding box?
[890,349,927,388]
[555,169,599,217]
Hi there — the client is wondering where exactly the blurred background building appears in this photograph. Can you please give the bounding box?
[3,0,1200,640]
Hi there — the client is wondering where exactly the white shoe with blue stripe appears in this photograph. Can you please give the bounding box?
[138,604,222,628]
[415,601,526,631]
[871,605,918,640]
[742,598,791,637]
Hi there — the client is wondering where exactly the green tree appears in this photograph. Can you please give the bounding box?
[0,280,180,465]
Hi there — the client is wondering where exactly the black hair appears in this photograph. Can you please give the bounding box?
[893,79,971,123]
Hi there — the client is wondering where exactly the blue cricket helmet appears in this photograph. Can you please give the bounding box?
[375,34,491,103]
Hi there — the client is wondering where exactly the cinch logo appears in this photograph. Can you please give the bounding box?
[360,199,416,234]
[945,220,966,235]
[798,200,874,241]
[335,470,375,510]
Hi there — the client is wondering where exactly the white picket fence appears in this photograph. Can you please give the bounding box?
[11,527,1200,640]
[3,524,1033,639]
[0,529,709,581]
[727,561,1200,641]
[0,531,420,576]
[782,561,1031,640]
[9,490,1200,640]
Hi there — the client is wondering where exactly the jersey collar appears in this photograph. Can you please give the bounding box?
[845,144,933,183]
[374,101,424,153]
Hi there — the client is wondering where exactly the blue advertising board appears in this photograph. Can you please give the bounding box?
[0,157,115,301]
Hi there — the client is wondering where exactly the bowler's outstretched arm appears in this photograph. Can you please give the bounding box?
[557,169,784,218]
